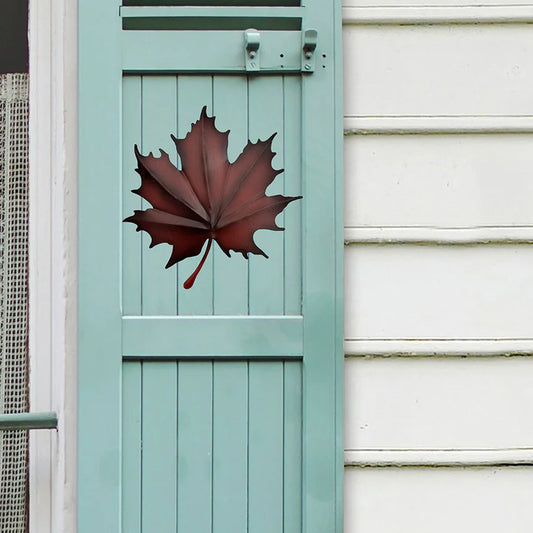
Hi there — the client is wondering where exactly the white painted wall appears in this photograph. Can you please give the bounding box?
[343,2,533,531]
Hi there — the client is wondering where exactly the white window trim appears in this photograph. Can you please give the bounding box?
[28,0,77,531]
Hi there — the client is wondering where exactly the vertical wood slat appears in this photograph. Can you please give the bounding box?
[212,362,248,533]
[121,362,142,533]
[248,76,285,315]
[248,362,284,533]
[284,361,303,531]
[212,76,249,315]
[141,362,178,531]
[177,76,214,315]
[177,361,213,532]
[282,76,302,315]
[122,76,142,316]
[141,76,178,315]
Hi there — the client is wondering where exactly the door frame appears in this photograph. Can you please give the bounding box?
[28,0,77,531]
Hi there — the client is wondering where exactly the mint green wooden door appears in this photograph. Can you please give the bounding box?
[78,2,342,532]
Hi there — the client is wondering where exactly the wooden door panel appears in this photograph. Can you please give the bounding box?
[121,360,302,532]
[122,74,302,317]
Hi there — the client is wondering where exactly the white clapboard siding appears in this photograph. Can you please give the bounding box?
[345,245,533,340]
[345,467,533,533]
[342,2,533,531]
[345,357,533,451]
[343,24,533,117]
[344,134,533,229]
[342,5,533,25]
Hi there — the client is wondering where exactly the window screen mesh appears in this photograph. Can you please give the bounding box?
[0,73,29,533]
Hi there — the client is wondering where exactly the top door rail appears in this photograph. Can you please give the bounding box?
[120,6,304,19]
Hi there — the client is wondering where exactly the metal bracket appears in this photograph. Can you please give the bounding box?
[302,29,318,73]
[244,28,261,72]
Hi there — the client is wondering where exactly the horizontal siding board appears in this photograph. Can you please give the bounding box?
[344,227,533,245]
[344,245,533,339]
[344,115,533,134]
[344,357,533,450]
[343,25,533,116]
[344,338,533,357]
[345,448,533,467]
[345,467,533,533]
[342,6,533,24]
[344,134,533,228]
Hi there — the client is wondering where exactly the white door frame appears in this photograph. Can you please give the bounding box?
[28,0,77,531]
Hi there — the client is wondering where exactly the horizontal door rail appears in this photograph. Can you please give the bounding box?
[121,30,307,73]
[0,412,58,430]
[120,6,303,18]
[122,316,303,358]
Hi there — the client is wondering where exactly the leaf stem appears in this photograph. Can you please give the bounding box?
[183,238,213,289]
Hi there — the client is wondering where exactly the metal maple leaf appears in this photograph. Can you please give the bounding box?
[124,106,302,289]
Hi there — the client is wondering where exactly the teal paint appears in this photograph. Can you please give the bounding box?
[212,362,248,532]
[0,412,57,430]
[141,363,178,530]
[79,1,342,530]
[140,76,178,316]
[121,363,141,533]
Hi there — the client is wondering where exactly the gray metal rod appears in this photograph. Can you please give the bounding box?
[0,412,57,430]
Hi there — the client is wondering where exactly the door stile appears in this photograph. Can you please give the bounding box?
[78,0,123,531]
[300,1,342,531]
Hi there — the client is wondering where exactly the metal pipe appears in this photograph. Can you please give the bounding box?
[0,412,57,430]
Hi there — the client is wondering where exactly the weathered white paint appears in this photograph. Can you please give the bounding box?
[28,0,77,532]
[345,448,533,467]
[345,357,533,450]
[345,467,533,533]
[344,134,533,228]
[345,245,533,340]
[344,115,533,134]
[344,227,533,245]
[343,5,533,24]
[344,25,533,117]
[345,339,533,357]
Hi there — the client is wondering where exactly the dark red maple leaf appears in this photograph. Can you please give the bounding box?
[124,106,302,289]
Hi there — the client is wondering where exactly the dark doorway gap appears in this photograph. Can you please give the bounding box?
[0,0,28,74]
